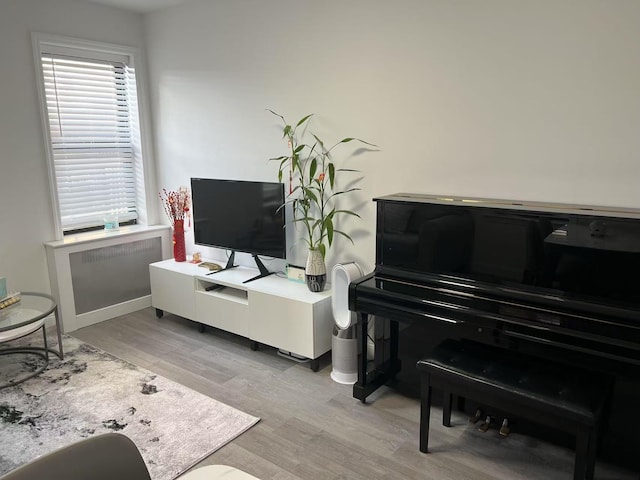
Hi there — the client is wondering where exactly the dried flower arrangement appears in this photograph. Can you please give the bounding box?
[159,186,191,226]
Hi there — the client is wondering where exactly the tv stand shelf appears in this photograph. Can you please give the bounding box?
[149,260,333,371]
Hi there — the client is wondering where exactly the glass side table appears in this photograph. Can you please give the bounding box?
[0,292,64,389]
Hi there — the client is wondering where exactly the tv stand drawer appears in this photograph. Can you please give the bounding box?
[195,287,249,337]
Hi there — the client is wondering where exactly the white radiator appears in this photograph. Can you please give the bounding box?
[45,226,171,332]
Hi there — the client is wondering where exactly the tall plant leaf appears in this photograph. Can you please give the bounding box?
[296,114,313,128]
[309,158,317,179]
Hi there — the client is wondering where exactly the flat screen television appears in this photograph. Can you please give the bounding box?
[190,178,286,282]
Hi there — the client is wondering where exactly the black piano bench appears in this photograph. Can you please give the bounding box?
[417,340,611,480]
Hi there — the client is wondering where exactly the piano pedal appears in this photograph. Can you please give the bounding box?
[499,418,510,437]
[468,408,483,424]
[478,416,492,432]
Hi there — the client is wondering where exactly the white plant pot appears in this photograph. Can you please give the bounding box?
[305,249,327,292]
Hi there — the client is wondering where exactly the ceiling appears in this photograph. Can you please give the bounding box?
[82,0,192,13]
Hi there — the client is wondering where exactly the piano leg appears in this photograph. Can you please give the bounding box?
[357,312,369,403]
[443,391,452,427]
[419,373,432,453]
[390,319,399,376]
[352,313,403,403]
[574,425,590,480]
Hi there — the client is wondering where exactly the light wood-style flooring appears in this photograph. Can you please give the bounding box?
[72,308,636,480]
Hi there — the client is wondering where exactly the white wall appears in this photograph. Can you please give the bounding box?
[0,0,148,294]
[144,0,640,273]
[3,0,639,291]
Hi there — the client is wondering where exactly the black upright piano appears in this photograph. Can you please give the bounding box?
[349,193,640,466]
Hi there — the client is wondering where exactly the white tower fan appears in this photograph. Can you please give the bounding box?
[330,263,364,384]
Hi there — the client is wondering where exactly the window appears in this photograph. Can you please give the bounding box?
[33,34,149,237]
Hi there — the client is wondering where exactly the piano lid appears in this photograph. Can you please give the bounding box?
[379,193,640,220]
[373,193,640,313]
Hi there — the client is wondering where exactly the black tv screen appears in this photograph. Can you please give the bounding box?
[191,178,286,259]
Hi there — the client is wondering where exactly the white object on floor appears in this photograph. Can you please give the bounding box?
[178,465,260,480]
[330,262,364,384]
[331,263,363,330]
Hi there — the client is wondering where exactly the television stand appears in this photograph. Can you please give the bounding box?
[243,254,275,283]
[205,250,237,276]
[203,251,273,283]
[149,259,332,370]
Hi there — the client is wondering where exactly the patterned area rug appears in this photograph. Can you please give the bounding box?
[0,335,259,480]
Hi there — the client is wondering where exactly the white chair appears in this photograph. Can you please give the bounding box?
[180,465,260,480]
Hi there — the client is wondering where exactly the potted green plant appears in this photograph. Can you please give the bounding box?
[268,110,375,292]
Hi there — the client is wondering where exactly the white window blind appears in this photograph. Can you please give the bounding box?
[41,51,141,232]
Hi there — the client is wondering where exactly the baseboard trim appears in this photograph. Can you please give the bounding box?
[71,296,151,331]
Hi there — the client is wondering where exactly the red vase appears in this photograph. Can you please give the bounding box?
[173,219,186,262]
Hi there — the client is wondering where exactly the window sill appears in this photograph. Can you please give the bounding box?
[45,224,171,249]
